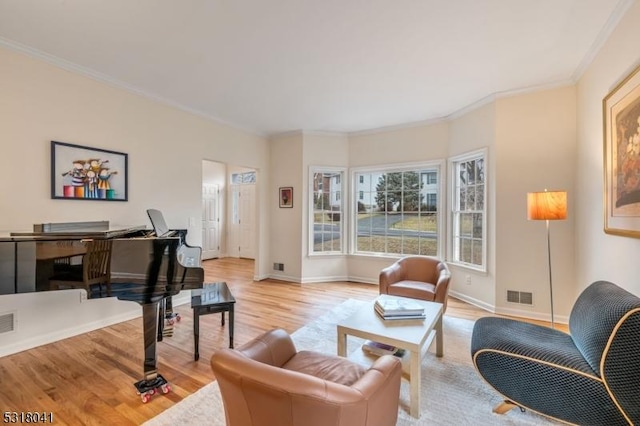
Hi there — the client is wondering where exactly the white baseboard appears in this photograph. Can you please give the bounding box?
[300,275,349,284]
[449,290,495,313]
[347,276,378,285]
[267,274,301,283]
[449,290,568,324]
[0,309,141,358]
[495,305,569,325]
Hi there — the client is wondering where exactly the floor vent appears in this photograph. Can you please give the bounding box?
[507,290,533,305]
[0,312,15,334]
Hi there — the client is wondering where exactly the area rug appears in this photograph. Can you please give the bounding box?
[144,299,559,425]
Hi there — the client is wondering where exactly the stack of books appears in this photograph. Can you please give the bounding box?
[374,295,426,320]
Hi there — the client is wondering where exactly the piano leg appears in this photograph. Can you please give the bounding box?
[157,298,165,341]
[134,301,171,403]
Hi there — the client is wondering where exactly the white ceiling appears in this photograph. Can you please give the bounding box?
[0,0,631,136]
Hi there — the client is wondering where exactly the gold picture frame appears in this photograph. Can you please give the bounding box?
[603,63,640,237]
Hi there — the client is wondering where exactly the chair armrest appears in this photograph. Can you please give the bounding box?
[379,262,403,293]
[351,354,402,398]
[433,267,451,304]
[238,328,298,367]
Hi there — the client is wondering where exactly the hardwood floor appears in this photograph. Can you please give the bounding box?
[0,258,549,425]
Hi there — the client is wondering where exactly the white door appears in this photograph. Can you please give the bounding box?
[229,183,256,259]
[239,185,256,259]
[202,183,221,259]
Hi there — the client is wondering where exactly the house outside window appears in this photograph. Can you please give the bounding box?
[310,167,345,254]
[450,149,487,271]
[353,162,443,257]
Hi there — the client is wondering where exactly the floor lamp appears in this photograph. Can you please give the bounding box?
[527,190,567,329]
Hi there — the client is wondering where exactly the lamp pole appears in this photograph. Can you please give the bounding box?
[545,218,554,328]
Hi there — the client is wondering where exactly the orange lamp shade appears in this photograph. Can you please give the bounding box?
[527,191,567,220]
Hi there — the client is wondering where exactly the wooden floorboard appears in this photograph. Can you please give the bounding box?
[0,257,555,425]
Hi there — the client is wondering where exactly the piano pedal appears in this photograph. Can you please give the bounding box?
[163,324,174,337]
[135,374,171,403]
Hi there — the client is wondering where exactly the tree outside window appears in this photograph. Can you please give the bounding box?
[354,165,441,256]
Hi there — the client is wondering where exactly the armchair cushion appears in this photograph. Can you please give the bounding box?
[283,350,366,386]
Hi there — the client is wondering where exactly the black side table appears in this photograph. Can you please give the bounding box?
[191,282,236,361]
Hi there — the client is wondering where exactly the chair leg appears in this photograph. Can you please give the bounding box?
[493,400,518,414]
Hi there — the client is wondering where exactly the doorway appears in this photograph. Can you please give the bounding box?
[228,169,256,259]
[201,183,221,259]
[202,161,257,260]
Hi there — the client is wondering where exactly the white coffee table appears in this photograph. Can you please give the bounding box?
[336,296,443,418]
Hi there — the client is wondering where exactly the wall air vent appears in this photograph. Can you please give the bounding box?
[507,290,533,305]
[0,312,15,334]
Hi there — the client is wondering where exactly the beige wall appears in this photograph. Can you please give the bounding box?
[269,132,304,281]
[448,103,496,311]
[495,87,576,322]
[576,0,640,297]
[0,46,269,355]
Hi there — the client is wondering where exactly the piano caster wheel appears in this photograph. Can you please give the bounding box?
[134,374,169,403]
[139,389,155,403]
[165,312,180,325]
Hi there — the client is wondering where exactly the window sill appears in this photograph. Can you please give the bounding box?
[447,261,487,275]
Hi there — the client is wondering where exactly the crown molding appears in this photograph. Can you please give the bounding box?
[0,37,267,139]
[348,116,447,137]
[447,79,575,120]
[268,129,348,140]
[572,0,635,82]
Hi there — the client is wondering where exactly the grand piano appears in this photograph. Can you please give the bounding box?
[0,220,204,402]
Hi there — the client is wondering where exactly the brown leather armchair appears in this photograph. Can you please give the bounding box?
[379,256,451,311]
[210,328,402,426]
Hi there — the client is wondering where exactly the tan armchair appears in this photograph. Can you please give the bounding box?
[210,328,402,426]
[379,256,451,311]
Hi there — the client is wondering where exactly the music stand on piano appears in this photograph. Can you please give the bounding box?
[146,209,202,327]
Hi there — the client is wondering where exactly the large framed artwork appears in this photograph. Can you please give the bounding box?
[604,64,640,237]
[51,141,128,201]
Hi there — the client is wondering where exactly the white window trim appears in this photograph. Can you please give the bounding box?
[349,160,446,258]
[308,166,347,256]
[448,148,488,272]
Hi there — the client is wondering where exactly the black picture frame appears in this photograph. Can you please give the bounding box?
[51,140,128,201]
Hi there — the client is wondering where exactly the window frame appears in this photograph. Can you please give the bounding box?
[350,160,445,258]
[308,166,347,256]
[448,148,488,272]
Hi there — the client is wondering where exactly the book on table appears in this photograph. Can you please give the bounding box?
[374,304,427,320]
[362,340,405,357]
[374,294,425,316]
